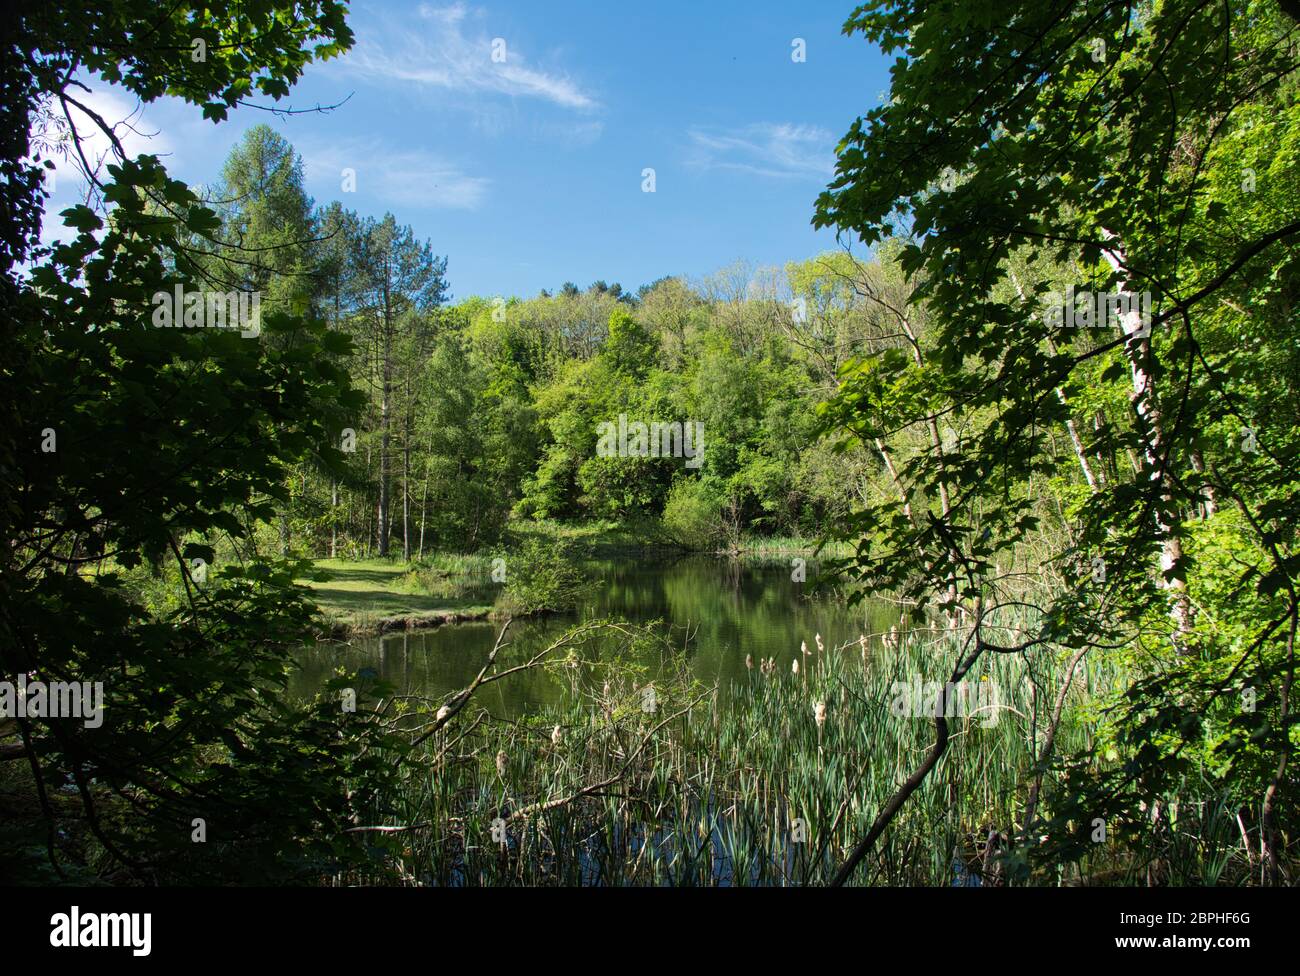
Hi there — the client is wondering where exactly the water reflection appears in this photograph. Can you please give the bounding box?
[292,555,900,716]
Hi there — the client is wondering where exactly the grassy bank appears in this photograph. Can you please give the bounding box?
[303,521,842,637]
[305,557,496,637]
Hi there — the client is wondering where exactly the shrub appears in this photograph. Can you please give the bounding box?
[661,478,727,550]
[497,537,590,614]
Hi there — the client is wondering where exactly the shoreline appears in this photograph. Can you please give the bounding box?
[315,606,498,640]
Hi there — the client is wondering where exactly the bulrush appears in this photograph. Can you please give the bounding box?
[551,724,563,747]
[801,640,809,657]
[815,633,824,654]
[745,653,754,671]
[495,749,507,778]
[792,658,800,676]
[813,701,827,729]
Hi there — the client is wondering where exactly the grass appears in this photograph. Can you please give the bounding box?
[334,613,1271,887]
[301,518,723,633]
[301,525,844,637]
[357,629,970,884]
[733,534,854,557]
[304,557,495,636]
[295,534,1279,886]
[355,628,993,886]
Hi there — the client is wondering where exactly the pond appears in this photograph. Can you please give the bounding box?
[292,554,902,715]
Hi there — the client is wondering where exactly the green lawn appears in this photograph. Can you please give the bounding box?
[304,558,495,634]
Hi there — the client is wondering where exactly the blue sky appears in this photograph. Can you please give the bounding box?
[50,1,890,301]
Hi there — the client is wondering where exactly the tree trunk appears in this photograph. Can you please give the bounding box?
[330,479,339,559]
[402,362,415,563]
[1189,449,1217,517]
[364,445,374,559]
[402,432,411,562]
[1093,411,1115,484]
[1101,233,1193,640]
[418,456,431,558]
[377,271,392,559]
[1060,400,1098,490]
[874,437,913,523]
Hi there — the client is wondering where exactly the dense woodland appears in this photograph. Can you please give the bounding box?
[183,126,887,559]
[3,0,1300,887]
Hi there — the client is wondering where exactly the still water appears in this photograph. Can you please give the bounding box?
[292,555,900,715]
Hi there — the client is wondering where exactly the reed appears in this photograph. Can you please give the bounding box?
[351,620,1261,886]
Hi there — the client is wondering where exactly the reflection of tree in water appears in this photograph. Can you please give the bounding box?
[723,556,743,594]
[293,557,900,714]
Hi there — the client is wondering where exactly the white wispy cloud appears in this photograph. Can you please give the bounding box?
[536,118,604,145]
[301,138,490,210]
[686,123,835,180]
[345,3,598,111]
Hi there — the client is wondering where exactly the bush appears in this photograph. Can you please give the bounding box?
[661,478,728,550]
[496,537,590,614]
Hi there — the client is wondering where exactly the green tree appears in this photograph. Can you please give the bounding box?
[349,214,447,557]
[0,0,417,883]
[815,0,1300,884]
